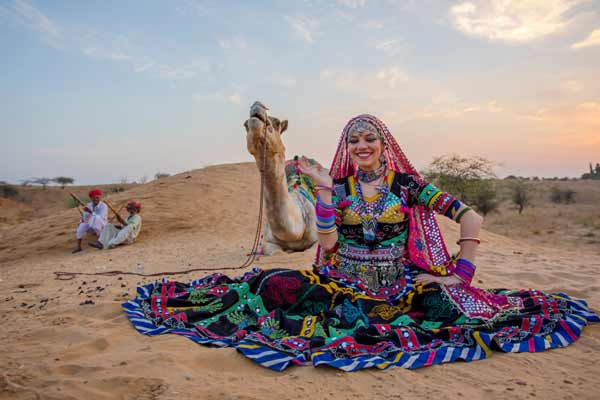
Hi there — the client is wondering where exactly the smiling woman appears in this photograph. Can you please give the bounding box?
[124,113,599,372]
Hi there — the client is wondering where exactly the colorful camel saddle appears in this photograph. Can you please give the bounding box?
[123,267,599,371]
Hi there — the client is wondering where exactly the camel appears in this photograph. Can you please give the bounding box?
[243,101,317,255]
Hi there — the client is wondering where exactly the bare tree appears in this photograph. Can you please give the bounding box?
[53,176,75,189]
[32,177,52,189]
[423,154,497,202]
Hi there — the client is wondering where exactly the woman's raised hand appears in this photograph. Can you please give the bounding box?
[298,156,333,187]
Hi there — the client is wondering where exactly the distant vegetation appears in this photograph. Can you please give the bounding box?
[31,177,52,189]
[53,176,75,189]
[424,154,499,215]
[510,181,530,214]
[0,184,20,199]
[550,187,576,204]
[581,163,600,180]
[154,172,171,180]
[66,195,89,209]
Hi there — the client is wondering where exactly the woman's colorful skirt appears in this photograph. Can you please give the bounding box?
[123,267,599,372]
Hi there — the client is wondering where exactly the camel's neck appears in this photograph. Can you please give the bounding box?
[256,152,288,209]
[255,152,305,241]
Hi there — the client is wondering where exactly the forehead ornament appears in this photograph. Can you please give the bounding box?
[348,120,381,139]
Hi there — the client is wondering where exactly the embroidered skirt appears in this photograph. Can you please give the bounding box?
[123,267,599,371]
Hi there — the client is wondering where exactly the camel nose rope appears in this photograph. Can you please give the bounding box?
[54,109,270,281]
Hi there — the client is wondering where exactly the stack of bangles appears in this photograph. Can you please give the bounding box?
[453,258,476,284]
[315,186,337,234]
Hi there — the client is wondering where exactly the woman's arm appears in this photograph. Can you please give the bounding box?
[297,156,338,251]
[456,207,483,263]
[314,189,339,251]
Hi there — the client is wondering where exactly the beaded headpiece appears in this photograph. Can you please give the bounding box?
[346,119,381,140]
[315,114,452,272]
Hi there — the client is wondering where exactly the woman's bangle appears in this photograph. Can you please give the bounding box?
[456,237,481,245]
[453,258,476,284]
[317,225,337,234]
[315,184,334,192]
[455,206,472,223]
[316,195,335,209]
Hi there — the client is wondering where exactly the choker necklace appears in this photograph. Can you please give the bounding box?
[356,162,386,183]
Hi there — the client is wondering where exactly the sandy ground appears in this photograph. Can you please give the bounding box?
[0,163,599,400]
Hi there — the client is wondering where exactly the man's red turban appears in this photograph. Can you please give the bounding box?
[88,189,103,198]
[127,200,142,211]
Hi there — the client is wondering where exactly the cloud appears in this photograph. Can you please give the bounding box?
[228,93,242,104]
[3,0,62,48]
[320,68,357,90]
[336,0,367,8]
[276,77,297,88]
[361,19,386,29]
[571,28,600,49]
[449,0,587,44]
[174,0,215,17]
[416,93,504,119]
[83,47,131,61]
[218,35,248,50]
[285,15,317,44]
[133,60,156,73]
[193,91,243,105]
[561,79,583,93]
[158,59,210,80]
[374,39,403,56]
[375,66,408,89]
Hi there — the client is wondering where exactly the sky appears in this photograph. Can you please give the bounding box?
[1,0,599,184]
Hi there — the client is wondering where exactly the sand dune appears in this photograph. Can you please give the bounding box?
[0,163,598,400]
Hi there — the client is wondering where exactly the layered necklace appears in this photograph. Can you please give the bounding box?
[355,161,386,183]
[354,172,389,245]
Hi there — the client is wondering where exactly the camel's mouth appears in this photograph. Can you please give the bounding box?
[250,111,267,124]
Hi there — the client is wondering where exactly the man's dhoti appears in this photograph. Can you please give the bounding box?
[76,216,106,239]
[99,224,135,249]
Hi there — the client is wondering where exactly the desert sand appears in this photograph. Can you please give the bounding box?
[1,163,599,400]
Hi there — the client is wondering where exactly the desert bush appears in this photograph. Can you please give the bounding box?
[109,186,126,193]
[550,187,576,204]
[66,195,89,209]
[511,181,530,214]
[0,184,19,199]
[468,180,499,216]
[154,172,171,180]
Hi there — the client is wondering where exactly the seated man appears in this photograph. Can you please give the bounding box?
[73,189,108,253]
[92,200,142,249]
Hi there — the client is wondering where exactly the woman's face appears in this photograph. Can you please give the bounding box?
[348,130,383,171]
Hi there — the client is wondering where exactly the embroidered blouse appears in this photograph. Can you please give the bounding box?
[333,171,462,249]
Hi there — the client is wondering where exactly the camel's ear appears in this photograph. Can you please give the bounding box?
[280,119,288,135]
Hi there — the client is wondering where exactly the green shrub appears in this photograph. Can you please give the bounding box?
[550,187,576,204]
[66,195,90,209]
[0,184,19,199]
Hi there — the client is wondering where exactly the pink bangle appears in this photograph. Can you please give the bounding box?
[315,185,334,192]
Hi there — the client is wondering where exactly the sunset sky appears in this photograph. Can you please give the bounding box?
[1,0,599,184]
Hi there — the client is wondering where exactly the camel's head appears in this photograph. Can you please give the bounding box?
[244,101,288,158]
